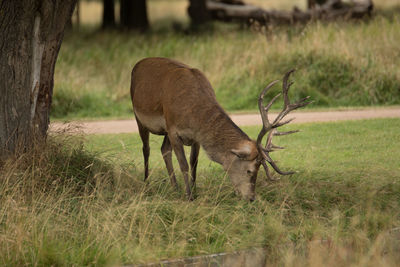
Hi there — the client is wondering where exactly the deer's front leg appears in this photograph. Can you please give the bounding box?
[168,133,193,201]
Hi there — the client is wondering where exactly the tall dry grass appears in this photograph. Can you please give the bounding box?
[2,120,397,265]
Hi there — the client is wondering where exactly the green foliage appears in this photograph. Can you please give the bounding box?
[270,52,400,107]
[53,13,400,119]
[52,86,132,119]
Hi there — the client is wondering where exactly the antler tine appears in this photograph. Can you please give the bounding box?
[271,144,284,150]
[268,159,295,175]
[265,129,275,151]
[292,96,313,111]
[274,130,299,136]
[261,161,280,181]
[274,117,296,128]
[259,148,295,175]
[282,69,295,107]
[272,70,296,125]
[264,130,284,151]
[256,80,280,145]
[265,93,281,113]
[258,80,280,126]
[261,161,272,179]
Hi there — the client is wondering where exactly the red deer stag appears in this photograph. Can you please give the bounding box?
[130,57,310,201]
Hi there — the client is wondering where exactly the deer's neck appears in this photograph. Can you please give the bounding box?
[199,108,250,166]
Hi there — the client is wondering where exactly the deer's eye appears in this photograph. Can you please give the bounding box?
[247,170,252,175]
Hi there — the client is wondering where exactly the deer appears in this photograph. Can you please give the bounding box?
[130,57,311,201]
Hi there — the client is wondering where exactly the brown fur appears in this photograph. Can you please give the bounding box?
[131,57,259,201]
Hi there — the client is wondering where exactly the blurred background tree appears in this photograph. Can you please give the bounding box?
[188,0,211,25]
[102,0,115,28]
[120,0,149,30]
[100,0,150,30]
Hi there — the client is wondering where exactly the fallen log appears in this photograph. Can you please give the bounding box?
[206,0,373,25]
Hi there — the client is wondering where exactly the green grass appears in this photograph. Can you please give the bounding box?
[1,118,400,266]
[53,6,400,120]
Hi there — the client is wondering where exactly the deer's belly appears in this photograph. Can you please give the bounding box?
[134,111,167,135]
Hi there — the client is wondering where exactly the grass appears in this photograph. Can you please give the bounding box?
[1,118,400,266]
[52,0,400,120]
[5,0,399,265]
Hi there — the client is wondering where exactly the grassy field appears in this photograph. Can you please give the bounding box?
[1,118,400,266]
[52,0,400,119]
[2,1,399,266]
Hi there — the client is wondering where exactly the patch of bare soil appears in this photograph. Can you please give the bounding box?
[50,108,400,134]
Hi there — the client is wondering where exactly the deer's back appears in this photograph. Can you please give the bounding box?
[131,58,220,136]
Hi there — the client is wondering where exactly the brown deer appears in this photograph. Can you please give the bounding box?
[130,57,310,201]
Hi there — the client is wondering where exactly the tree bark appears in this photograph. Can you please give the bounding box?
[102,0,115,29]
[120,0,149,31]
[0,0,76,158]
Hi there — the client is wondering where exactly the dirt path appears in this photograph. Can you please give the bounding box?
[50,108,400,134]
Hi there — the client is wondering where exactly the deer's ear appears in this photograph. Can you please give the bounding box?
[231,146,251,160]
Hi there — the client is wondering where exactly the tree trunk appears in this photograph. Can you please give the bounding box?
[0,0,76,158]
[102,0,115,29]
[120,0,149,31]
[188,0,211,25]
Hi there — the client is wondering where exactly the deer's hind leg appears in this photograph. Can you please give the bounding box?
[137,119,150,181]
[161,135,178,189]
[190,142,200,189]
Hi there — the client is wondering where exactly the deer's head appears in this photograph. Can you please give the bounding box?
[227,70,312,201]
[227,140,260,202]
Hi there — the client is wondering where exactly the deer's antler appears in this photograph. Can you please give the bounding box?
[256,69,312,180]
